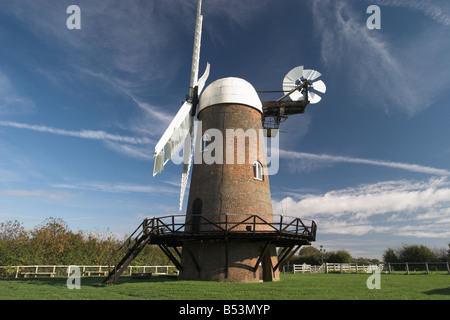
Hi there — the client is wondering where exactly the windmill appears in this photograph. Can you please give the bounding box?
[103,0,320,285]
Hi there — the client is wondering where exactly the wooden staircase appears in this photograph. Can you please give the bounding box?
[103,220,151,285]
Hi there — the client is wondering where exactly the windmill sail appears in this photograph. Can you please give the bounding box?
[189,0,204,100]
[153,0,209,211]
[153,100,193,176]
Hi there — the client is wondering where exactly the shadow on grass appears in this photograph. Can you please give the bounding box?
[423,287,450,296]
[109,275,179,286]
[0,275,179,288]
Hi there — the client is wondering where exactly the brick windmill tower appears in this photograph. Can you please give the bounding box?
[180,77,279,282]
[103,0,321,285]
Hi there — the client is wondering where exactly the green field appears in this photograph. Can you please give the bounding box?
[0,273,448,300]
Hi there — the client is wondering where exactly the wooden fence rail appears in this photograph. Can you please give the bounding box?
[293,263,383,274]
[292,262,450,274]
[0,265,177,278]
[386,262,450,275]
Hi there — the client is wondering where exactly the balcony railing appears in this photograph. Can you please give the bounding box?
[144,213,316,242]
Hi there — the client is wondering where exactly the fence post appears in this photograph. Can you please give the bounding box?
[446,262,449,275]
[405,262,409,275]
[425,262,429,275]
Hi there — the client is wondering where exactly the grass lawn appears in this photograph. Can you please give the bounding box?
[0,273,448,300]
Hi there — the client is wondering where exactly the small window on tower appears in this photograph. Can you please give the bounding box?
[253,161,263,181]
[202,134,211,152]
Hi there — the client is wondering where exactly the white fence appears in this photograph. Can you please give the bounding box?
[0,265,177,278]
[293,262,450,274]
[386,262,450,274]
[293,263,383,274]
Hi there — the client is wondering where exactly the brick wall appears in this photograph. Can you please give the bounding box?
[180,240,280,282]
[187,104,273,225]
[181,103,279,282]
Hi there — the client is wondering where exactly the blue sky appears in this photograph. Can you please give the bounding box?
[0,0,449,259]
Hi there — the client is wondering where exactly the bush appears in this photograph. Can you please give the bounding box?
[0,217,170,266]
[383,244,449,263]
[289,246,353,264]
[326,250,352,263]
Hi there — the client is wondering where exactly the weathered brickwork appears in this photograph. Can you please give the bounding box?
[187,104,273,221]
[180,103,279,282]
[180,240,279,282]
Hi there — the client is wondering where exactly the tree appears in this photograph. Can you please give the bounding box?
[383,244,443,263]
[289,246,354,264]
[290,246,320,265]
[0,220,27,241]
[30,217,77,264]
[317,245,327,265]
[398,244,435,262]
[0,220,29,265]
[383,248,399,263]
[352,257,380,264]
[326,249,352,263]
[432,246,449,262]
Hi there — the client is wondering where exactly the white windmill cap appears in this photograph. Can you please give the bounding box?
[198,77,263,115]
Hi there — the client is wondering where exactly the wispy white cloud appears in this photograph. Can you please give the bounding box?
[311,0,450,115]
[1,1,186,85]
[103,140,154,161]
[0,189,76,201]
[52,181,178,195]
[126,95,176,138]
[0,70,35,115]
[129,96,174,126]
[396,227,450,239]
[274,177,450,217]
[281,149,450,176]
[103,95,177,160]
[1,0,274,96]
[205,0,272,23]
[317,219,392,236]
[0,121,151,145]
[372,0,450,26]
[273,177,450,238]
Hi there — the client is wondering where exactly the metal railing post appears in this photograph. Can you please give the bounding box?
[279,215,283,234]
